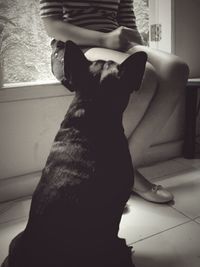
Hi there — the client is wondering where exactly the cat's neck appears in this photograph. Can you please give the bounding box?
[62,95,124,133]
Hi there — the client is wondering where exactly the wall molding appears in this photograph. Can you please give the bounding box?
[0,82,74,103]
[0,171,41,203]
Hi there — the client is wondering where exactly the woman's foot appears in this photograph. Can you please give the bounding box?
[133,170,174,203]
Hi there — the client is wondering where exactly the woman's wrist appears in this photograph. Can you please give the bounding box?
[98,32,111,49]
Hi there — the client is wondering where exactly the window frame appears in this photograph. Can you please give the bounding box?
[149,0,174,53]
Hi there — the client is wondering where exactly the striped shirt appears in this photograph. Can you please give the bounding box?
[39,0,137,33]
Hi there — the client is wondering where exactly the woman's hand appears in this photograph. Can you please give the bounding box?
[101,26,143,51]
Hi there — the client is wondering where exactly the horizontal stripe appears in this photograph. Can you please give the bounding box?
[119,0,133,3]
[118,9,135,13]
[40,0,137,31]
[67,20,118,28]
[64,3,118,8]
[119,23,137,29]
[118,14,136,19]
[74,24,117,32]
[77,21,118,27]
[64,16,117,24]
[40,0,62,4]
[119,3,134,8]
[119,21,136,25]
[66,0,120,5]
[118,7,134,12]
[40,11,63,17]
[63,5,118,12]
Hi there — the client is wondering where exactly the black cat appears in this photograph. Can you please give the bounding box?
[2,41,147,267]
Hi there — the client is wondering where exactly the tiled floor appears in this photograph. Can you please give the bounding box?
[0,157,200,266]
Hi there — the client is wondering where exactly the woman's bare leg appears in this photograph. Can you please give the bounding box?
[124,46,189,200]
[126,45,189,168]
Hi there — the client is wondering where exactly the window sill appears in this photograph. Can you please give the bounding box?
[0,81,74,103]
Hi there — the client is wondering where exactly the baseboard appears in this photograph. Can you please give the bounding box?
[0,172,41,203]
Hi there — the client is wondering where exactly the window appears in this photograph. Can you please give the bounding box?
[0,0,55,86]
[134,0,149,46]
[0,0,150,86]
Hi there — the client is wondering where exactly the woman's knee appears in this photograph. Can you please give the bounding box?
[163,56,189,84]
[161,58,189,101]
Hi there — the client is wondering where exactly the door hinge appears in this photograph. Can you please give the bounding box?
[150,24,162,42]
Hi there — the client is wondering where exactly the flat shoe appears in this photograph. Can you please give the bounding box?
[133,184,174,203]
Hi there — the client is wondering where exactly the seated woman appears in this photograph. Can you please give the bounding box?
[39,0,189,203]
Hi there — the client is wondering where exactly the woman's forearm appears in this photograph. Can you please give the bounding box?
[42,17,145,51]
[42,17,106,47]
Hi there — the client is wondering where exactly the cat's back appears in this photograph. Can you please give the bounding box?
[30,122,96,216]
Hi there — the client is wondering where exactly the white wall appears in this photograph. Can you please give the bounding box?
[0,84,73,180]
[173,0,200,77]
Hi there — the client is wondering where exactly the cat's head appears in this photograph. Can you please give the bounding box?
[63,41,147,115]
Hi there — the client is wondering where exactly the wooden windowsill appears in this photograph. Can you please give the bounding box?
[187,78,200,86]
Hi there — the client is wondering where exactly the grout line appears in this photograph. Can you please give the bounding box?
[0,204,17,217]
[0,216,28,226]
[190,216,200,225]
[193,220,200,225]
[168,204,194,220]
[128,219,192,246]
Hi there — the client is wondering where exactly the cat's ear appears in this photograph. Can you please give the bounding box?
[63,41,90,92]
[119,51,147,93]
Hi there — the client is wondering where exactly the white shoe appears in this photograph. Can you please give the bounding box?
[133,184,174,203]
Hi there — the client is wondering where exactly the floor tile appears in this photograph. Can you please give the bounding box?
[153,168,200,218]
[131,221,200,267]
[0,198,31,224]
[118,195,189,245]
[0,202,13,213]
[195,217,200,224]
[138,159,191,181]
[0,219,27,265]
